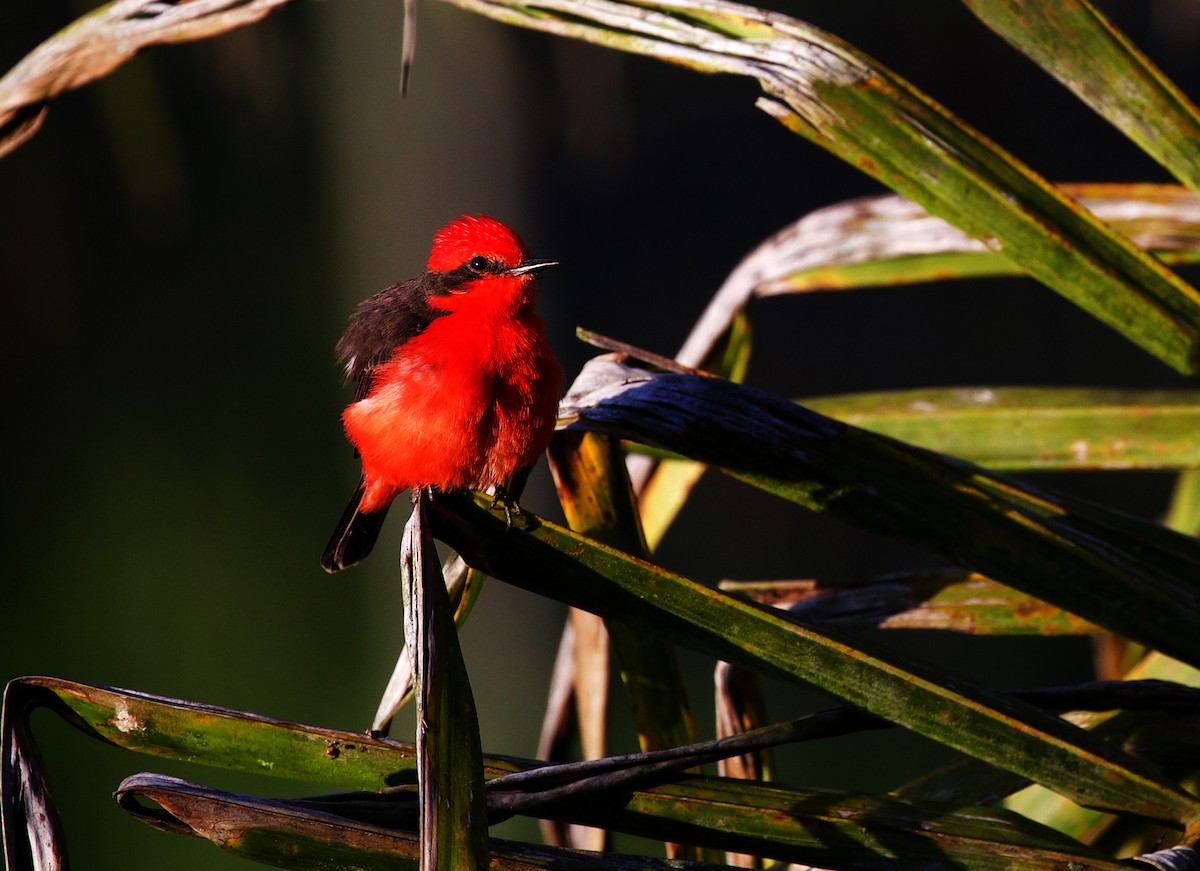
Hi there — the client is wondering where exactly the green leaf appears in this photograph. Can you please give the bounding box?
[678,184,1200,370]
[9,677,1137,869]
[581,773,1127,870]
[443,0,1200,375]
[801,387,1200,471]
[1002,652,1200,841]
[427,494,1200,827]
[722,184,1200,297]
[963,1,1200,193]
[400,499,489,871]
[549,431,698,755]
[373,554,487,733]
[722,571,1102,635]
[559,359,1200,674]
[1166,470,1200,536]
[115,773,735,870]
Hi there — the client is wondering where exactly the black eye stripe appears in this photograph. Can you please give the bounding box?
[433,258,504,294]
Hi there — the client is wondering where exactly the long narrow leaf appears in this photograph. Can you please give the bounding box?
[550,430,710,862]
[560,358,1200,671]
[1,681,67,871]
[638,312,752,542]
[680,185,1200,367]
[1166,470,1200,536]
[13,677,1192,869]
[536,609,609,850]
[400,498,489,871]
[550,431,697,753]
[757,186,1200,294]
[0,0,294,157]
[426,494,1200,827]
[802,387,1200,471]
[374,554,487,733]
[963,1,1200,193]
[723,572,1103,635]
[116,773,733,871]
[438,0,1200,375]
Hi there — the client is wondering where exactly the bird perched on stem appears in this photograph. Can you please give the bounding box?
[321,215,564,573]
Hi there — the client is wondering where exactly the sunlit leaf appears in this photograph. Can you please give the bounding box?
[801,386,1200,471]
[549,430,704,860]
[0,0,292,157]
[441,0,1200,374]
[373,554,487,733]
[428,494,1200,826]
[963,1,1200,193]
[10,677,1147,869]
[723,571,1102,635]
[559,358,1200,671]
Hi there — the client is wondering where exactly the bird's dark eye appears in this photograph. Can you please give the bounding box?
[468,256,490,273]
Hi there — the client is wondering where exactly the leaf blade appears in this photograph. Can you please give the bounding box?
[963,0,1200,193]
[427,494,1200,827]
[802,387,1200,471]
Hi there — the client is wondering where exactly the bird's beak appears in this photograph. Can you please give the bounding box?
[508,258,558,277]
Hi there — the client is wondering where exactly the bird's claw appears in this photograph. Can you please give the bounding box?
[410,486,437,505]
[490,486,522,528]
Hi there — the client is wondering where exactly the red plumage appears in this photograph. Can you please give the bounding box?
[322,215,563,572]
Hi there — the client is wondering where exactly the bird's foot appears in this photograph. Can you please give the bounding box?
[410,486,437,507]
[490,485,522,528]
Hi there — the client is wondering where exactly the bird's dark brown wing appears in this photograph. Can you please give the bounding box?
[336,274,445,401]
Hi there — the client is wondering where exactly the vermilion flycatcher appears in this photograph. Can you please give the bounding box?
[321,215,564,572]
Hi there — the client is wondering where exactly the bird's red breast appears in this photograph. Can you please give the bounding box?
[338,215,563,514]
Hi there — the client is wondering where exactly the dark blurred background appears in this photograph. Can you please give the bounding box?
[4,0,1200,866]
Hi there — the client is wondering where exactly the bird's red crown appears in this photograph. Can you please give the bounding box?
[426,214,530,274]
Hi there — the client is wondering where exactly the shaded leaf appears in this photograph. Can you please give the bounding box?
[1004,653,1200,843]
[536,611,609,850]
[549,430,706,861]
[427,493,1200,826]
[1,680,67,871]
[559,358,1200,672]
[723,571,1102,635]
[713,662,770,868]
[400,497,489,871]
[550,431,697,753]
[0,0,296,158]
[116,773,733,870]
[11,676,1191,869]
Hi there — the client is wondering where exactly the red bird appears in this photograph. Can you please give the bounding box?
[322,215,564,572]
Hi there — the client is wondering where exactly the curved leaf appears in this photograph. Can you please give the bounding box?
[0,0,294,158]
[963,1,1200,193]
[559,358,1200,672]
[802,387,1200,471]
[428,494,1200,827]
[9,677,1141,869]
[722,572,1103,635]
[441,0,1200,374]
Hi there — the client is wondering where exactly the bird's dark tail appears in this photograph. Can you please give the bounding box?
[321,479,389,573]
